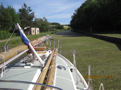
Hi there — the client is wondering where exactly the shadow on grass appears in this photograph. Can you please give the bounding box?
[93,30,121,34]
[55,31,87,37]
[55,31,121,51]
[115,44,121,51]
[91,36,121,51]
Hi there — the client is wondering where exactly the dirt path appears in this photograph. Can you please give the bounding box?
[0,37,20,42]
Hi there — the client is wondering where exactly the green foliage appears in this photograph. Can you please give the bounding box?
[0,4,21,32]
[33,17,50,32]
[0,3,62,40]
[0,4,21,39]
[0,30,17,40]
[56,25,64,29]
[70,0,121,33]
[0,4,12,32]
[7,6,21,35]
[19,3,34,28]
[7,6,21,26]
[51,22,60,25]
[0,31,11,39]
[67,27,71,30]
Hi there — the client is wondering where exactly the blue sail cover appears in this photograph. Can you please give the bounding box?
[18,28,30,45]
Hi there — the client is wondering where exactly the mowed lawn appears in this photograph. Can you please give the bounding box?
[98,34,121,38]
[50,31,121,90]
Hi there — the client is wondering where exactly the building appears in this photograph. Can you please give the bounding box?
[24,27,39,35]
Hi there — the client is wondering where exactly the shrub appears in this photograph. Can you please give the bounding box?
[0,31,11,40]
[56,25,64,29]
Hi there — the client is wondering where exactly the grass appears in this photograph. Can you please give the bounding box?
[63,25,70,29]
[0,30,60,52]
[0,30,121,89]
[50,25,70,30]
[50,31,121,90]
[99,34,121,38]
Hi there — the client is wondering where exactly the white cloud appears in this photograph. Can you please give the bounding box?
[46,13,72,19]
[2,0,86,24]
[24,0,85,19]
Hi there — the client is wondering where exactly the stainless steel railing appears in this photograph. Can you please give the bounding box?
[0,80,62,90]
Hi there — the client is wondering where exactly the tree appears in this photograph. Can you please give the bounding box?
[51,22,60,25]
[0,4,12,32]
[56,25,64,29]
[7,6,21,32]
[19,3,34,28]
[33,17,50,32]
[70,0,121,33]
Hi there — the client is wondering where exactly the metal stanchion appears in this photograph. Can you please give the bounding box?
[60,42,61,55]
[54,40,55,49]
[50,39,51,48]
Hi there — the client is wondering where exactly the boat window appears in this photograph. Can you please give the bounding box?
[57,65,66,70]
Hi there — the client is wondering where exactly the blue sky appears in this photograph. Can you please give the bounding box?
[0,0,86,25]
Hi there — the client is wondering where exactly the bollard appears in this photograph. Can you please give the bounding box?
[2,45,6,52]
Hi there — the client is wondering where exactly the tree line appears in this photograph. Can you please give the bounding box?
[70,0,121,33]
[0,4,21,39]
[0,3,64,39]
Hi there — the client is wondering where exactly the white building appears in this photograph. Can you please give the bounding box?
[24,27,39,35]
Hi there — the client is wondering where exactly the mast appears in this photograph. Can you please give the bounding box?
[16,23,45,67]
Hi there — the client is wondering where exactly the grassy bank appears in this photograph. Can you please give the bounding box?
[0,30,60,52]
[50,31,121,90]
[98,34,121,38]
[0,30,120,89]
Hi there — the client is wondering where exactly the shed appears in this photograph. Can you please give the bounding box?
[24,27,39,35]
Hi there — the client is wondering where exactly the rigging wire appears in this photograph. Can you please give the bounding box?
[5,27,16,46]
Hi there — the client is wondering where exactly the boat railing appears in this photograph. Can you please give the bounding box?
[0,80,62,90]
[0,35,59,69]
[0,49,29,69]
[46,39,61,54]
[57,53,88,90]
[99,83,104,90]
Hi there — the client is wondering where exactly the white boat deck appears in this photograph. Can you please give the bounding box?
[54,54,87,90]
[0,57,42,90]
[0,53,87,90]
[0,68,41,89]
